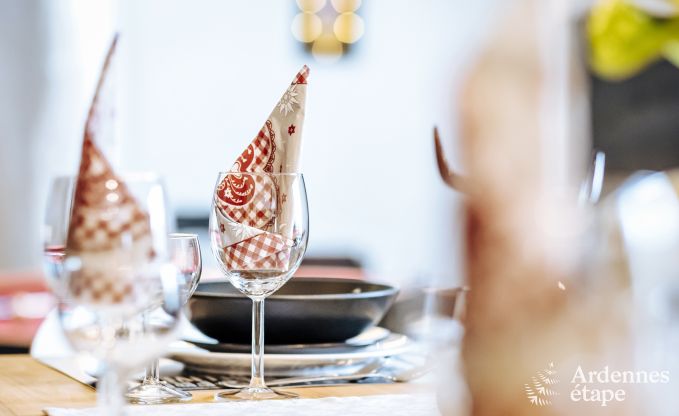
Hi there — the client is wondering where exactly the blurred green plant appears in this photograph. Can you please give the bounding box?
[588,0,679,80]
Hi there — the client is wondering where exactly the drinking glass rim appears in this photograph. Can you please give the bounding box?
[216,171,304,177]
[169,232,199,239]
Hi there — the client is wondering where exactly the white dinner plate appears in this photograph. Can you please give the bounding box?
[168,332,415,377]
[190,326,392,354]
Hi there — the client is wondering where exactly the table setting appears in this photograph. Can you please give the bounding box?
[7,0,679,415]
[25,34,448,416]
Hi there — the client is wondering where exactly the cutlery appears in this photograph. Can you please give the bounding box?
[215,359,434,388]
[265,365,432,387]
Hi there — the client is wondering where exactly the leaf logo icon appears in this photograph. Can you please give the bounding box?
[525,362,559,407]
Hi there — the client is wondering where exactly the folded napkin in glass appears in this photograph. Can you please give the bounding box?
[213,65,309,272]
[44,394,440,416]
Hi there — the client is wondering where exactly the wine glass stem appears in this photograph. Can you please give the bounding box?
[250,298,266,389]
[142,359,161,385]
[140,310,161,385]
[98,367,125,416]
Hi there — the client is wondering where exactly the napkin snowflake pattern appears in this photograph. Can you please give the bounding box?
[214,66,309,271]
[66,35,154,306]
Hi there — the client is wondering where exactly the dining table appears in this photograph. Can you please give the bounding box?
[0,354,429,415]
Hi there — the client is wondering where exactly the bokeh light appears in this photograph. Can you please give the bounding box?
[333,12,364,44]
[294,0,364,62]
[311,33,343,64]
[292,12,323,43]
[331,0,361,13]
[296,0,326,13]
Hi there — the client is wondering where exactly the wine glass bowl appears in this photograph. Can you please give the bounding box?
[46,174,183,414]
[58,263,181,368]
[209,172,309,400]
[210,173,308,299]
[169,233,203,303]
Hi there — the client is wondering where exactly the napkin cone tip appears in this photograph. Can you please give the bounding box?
[85,33,120,134]
[294,65,310,85]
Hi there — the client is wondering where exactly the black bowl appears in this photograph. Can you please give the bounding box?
[187,278,399,345]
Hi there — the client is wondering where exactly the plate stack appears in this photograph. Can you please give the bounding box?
[170,278,415,378]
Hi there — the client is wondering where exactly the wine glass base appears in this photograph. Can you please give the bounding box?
[126,382,192,404]
[215,387,298,401]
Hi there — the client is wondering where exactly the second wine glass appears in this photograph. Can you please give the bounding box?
[209,172,308,400]
[126,233,202,404]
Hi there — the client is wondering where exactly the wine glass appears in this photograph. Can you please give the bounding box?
[168,233,203,308]
[209,172,308,400]
[126,233,202,404]
[43,176,75,296]
[421,286,468,415]
[50,174,183,415]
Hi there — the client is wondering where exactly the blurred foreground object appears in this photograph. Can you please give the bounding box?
[435,127,606,206]
[604,170,679,416]
[456,0,633,415]
[433,127,466,192]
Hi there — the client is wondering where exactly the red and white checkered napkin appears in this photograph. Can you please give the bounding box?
[214,65,309,271]
[65,35,154,307]
[216,173,277,230]
[223,233,293,270]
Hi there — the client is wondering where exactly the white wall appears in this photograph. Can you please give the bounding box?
[1,0,499,285]
[0,0,46,270]
[0,0,117,270]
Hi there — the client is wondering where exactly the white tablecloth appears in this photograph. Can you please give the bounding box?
[45,394,440,416]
